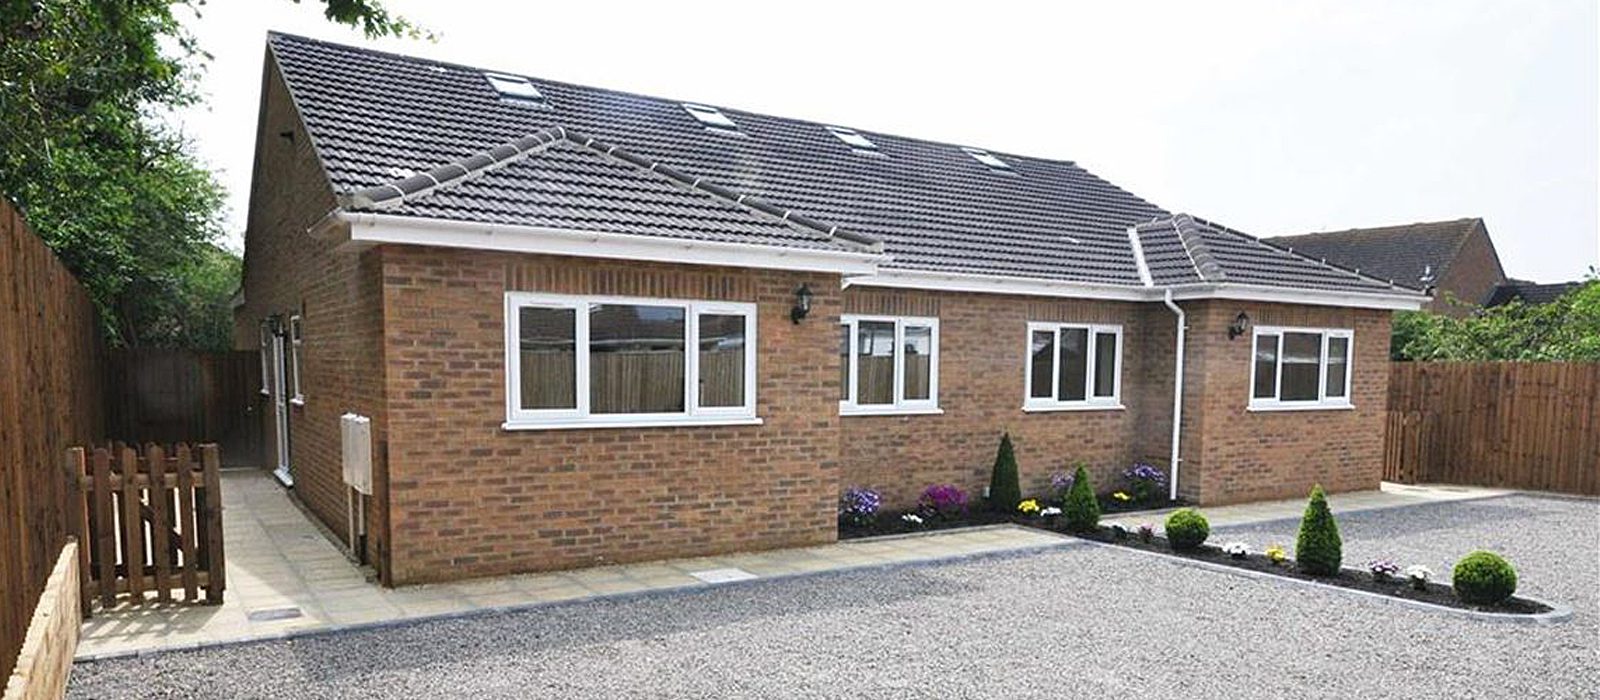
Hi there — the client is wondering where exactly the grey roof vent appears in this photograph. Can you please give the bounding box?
[484,73,545,104]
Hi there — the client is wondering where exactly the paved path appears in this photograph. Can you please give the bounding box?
[76,471,1506,660]
[69,493,1597,698]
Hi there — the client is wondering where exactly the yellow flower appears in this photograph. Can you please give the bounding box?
[1264,544,1288,564]
[1112,491,1132,502]
[1018,499,1040,515]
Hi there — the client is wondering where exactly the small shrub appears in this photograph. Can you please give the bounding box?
[1122,462,1167,502]
[1165,509,1209,550]
[1453,551,1518,605]
[918,484,968,520]
[1060,464,1100,532]
[1295,485,1343,576]
[837,487,881,527]
[988,432,1022,512]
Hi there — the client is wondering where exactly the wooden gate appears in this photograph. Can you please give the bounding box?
[61,444,226,611]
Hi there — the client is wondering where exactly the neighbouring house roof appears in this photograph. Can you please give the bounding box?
[267,32,1424,305]
[1484,280,1586,307]
[1266,218,1488,290]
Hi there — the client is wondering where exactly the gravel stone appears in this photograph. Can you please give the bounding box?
[68,495,1598,699]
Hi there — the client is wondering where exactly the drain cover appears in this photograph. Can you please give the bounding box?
[246,606,304,622]
[688,568,757,584]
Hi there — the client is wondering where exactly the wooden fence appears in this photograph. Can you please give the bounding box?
[1,540,80,700]
[63,444,225,610]
[1385,362,1600,495]
[105,349,262,467]
[0,198,104,682]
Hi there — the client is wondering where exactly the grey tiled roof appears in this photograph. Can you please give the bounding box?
[1133,215,1405,292]
[1267,218,1484,289]
[1485,280,1586,307]
[270,32,1419,297]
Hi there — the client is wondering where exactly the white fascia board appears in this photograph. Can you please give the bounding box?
[1166,283,1428,311]
[331,212,887,276]
[845,269,1151,302]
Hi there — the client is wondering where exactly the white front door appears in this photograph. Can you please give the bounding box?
[269,329,293,487]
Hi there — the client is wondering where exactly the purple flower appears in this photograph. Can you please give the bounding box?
[1049,470,1075,494]
[838,487,882,527]
[1123,463,1167,486]
[1368,558,1402,580]
[918,484,969,518]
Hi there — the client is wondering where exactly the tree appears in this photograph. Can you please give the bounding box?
[0,0,424,348]
[1394,275,1600,362]
[1295,485,1342,576]
[987,432,1021,512]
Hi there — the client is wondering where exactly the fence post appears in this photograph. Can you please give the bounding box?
[90,448,114,609]
[175,444,199,602]
[200,444,225,605]
[117,447,144,606]
[61,448,91,617]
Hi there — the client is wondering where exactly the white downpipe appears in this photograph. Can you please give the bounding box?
[1162,289,1186,501]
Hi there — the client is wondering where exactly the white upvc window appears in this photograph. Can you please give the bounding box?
[503,292,759,430]
[258,320,272,396]
[1023,322,1123,411]
[838,315,940,416]
[1249,326,1354,411]
[287,314,305,405]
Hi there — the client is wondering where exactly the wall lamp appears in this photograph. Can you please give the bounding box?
[790,284,813,324]
[1227,311,1251,340]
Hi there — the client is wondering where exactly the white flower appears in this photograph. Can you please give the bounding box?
[1111,523,1128,533]
[1040,507,1062,517]
[1222,541,1250,557]
[1404,565,1433,582]
[901,513,924,525]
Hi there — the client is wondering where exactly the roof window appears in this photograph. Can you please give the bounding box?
[962,147,1010,169]
[485,73,544,103]
[682,103,738,129]
[826,126,876,150]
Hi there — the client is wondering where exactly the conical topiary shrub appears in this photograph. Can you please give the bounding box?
[1295,484,1343,576]
[1061,463,1100,532]
[988,432,1022,512]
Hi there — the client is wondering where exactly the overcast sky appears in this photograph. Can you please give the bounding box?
[175,0,1597,282]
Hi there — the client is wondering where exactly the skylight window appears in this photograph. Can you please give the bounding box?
[826,126,876,150]
[682,103,738,129]
[485,73,544,103]
[961,147,1010,169]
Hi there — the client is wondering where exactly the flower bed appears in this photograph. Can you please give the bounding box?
[1074,525,1554,615]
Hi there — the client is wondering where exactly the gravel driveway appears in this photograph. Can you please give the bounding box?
[68,494,1598,699]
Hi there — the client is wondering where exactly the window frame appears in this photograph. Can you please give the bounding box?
[287,314,305,406]
[838,314,941,416]
[503,292,759,430]
[1021,322,1123,412]
[1247,325,1355,411]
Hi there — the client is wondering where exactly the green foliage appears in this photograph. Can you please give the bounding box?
[312,0,435,39]
[1394,275,1600,361]
[1295,485,1343,576]
[987,432,1022,512]
[1164,508,1209,550]
[0,0,420,348]
[1060,464,1100,532]
[1452,551,1518,605]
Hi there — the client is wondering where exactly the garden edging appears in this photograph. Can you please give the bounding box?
[1074,537,1574,625]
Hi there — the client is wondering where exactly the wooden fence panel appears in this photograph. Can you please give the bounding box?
[1,540,81,700]
[104,349,262,467]
[1385,362,1600,495]
[0,199,104,683]
[63,444,226,611]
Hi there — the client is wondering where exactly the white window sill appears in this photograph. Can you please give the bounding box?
[839,406,944,417]
[1021,403,1125,413]
[1247,402,1354,413]
[502,416,763,431]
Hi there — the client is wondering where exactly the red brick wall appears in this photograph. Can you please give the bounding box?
[839,288,1150,508]
[1175,301,1393,504]
[232,53,390,571]
[378,248,842,584]
[1432,224,1507,315]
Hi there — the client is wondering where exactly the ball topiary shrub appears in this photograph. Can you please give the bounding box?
[1060,464,1100,532]
[1453,551,1518,605]
[1295,485,1343,576]
[987,432,1022,513]
[1164,508,1209,550]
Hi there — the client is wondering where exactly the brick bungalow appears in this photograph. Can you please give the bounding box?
[235,33,1428,585]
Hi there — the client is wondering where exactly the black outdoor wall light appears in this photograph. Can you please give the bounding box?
[1227,311,1251,340]
[790,284,813,324]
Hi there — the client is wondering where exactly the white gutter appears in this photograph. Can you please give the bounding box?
[1162,288,1186,501]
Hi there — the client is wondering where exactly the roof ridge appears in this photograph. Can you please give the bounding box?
[1168,214,1228,282]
